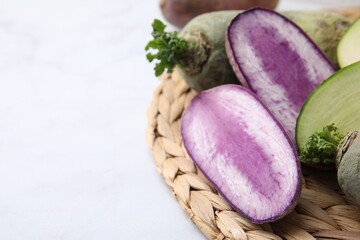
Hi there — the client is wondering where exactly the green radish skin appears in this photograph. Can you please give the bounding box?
[177,11,240,91]
[336,131,360,207]
[296,61,360,167]
[285,11,350,68]
[176,10,350,91]
[337,17,360,68]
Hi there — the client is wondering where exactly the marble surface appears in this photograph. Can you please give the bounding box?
[0,0,358,239]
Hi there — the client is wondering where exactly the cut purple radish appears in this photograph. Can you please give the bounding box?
[181,85,301,224]
[226,8,335,141]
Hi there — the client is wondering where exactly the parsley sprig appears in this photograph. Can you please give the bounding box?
[300,123,344,165]
[145,19,188,76]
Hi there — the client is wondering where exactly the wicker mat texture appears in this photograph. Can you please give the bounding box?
[146,8,360,240]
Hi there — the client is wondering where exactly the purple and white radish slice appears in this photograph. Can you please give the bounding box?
[181,85,301,224]
[226,8,335,141]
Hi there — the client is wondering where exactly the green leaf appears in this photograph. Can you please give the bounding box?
[155,64,165,77]
[145,19,188,77]
[300,123,344,165]
[152,19,166,35]
[146,53,155,62]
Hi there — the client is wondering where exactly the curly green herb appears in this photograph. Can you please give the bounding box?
[145,19,188,76]
[300,123,344,165]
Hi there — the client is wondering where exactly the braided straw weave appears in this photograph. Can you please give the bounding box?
[146,8,360,240]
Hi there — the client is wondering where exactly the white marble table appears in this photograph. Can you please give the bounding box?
[0,0,358,239]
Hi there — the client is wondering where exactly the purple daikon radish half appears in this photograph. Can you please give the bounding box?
[181,85,301,224]
[225,8,335,140]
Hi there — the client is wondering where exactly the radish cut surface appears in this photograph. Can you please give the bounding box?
[338,17,360,68]
[181,85,301,224]
[226,8,335,140]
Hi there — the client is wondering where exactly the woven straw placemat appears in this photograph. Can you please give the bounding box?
[146,8,360,240]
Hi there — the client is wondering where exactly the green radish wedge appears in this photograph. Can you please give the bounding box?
[338,17,360,68]
[296,61,360,167]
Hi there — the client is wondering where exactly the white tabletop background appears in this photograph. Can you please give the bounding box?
[0,0,358,239]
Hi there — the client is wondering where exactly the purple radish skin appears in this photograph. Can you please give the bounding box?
[181,85,301,224]
[226,8,335,141]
